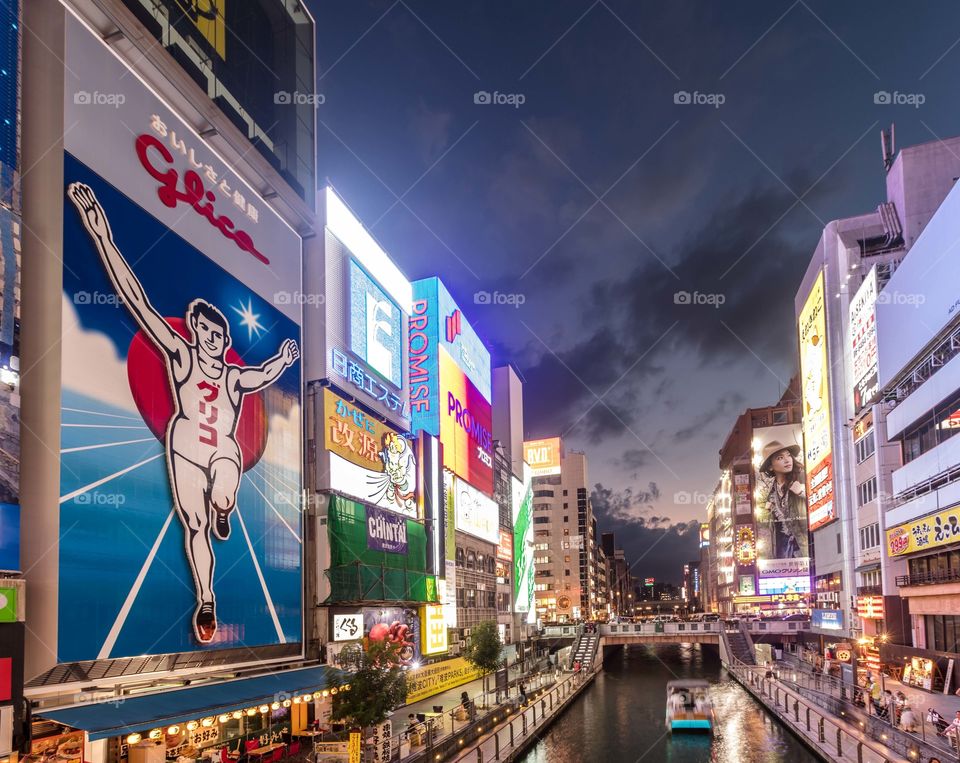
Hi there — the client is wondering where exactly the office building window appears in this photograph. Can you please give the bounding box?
[855,430,876,463]
[857,477,877,507]
[859,523,880,550]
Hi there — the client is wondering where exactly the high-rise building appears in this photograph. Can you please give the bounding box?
[795,132,960,643]
[713,380,809,618]
[527,441,597,622]
[492,365,528,647]
[874,145,960,675]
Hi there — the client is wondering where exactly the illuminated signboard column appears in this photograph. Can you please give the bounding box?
[512,466,535,623]
[848,267,879,412]
[799,272,835,531]
[22,10,305,676]
[409,278,493,650]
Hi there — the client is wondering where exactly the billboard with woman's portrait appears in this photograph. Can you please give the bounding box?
[753,424,811,590]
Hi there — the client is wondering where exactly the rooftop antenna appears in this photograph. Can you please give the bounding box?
[881,123,896,172]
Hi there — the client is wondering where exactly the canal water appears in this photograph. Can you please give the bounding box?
[518,643,817,763]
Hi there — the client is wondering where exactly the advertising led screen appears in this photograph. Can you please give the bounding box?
[799,272,835,530]
[757,576,811,595]
[453,476,499,544]
[440,348,493,494]
[512,467,535,622]
[523,437,562,477]
[324,188,411,429]
[323,388,417,517]
[849,267,879,411]
[56,17,302,661]
[409,279,491,445]
[753,423,810,584]
[0,0,17,205]
[350,260,402,388]
[120,0,316,207]
[811,609,843,631]
[363,607,420,667]
[757,557,810,579]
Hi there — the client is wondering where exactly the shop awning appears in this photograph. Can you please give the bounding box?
[38,665,348,741]
[855,562,881,573]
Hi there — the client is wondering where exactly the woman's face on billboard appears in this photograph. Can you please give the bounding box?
[771,450,793,475]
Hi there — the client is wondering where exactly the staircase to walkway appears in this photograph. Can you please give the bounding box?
[570,631,599,668]
[724,628,755,665]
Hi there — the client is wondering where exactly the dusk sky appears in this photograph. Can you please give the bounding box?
[309,0,960,581]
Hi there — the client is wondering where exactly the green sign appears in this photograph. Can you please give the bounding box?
[513,478,534,619]
[0,585,17,622]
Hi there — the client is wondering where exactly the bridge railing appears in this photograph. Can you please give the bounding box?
[541,624,583,639]
[598,620,809,637]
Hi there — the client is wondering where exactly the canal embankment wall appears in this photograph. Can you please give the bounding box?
[725,660,911,762]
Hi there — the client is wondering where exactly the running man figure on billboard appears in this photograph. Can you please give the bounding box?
[68,183,299,645]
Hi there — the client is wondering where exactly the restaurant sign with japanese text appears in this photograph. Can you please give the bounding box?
[887,504,960,557]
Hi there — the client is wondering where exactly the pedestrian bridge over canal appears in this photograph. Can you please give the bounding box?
[542,620,809,648]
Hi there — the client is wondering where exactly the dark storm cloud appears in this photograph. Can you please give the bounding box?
[673,391,747,442]
[620,448,652,471]
[516,177,829,443]
[591,482,699,584]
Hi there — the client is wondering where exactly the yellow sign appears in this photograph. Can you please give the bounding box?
[324,388,418,515]
[174,0,227,59]
[735,527,756,563]
[523,437,562,476]
[887,505,960,557]
[348,732,361,763]
[420,605,448,655]
[405,657,483,704]
[799,271,835,530]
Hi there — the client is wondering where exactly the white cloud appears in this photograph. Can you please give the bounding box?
[61,293,138,413]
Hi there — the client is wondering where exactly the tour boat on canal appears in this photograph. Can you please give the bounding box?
[665,679,714,733]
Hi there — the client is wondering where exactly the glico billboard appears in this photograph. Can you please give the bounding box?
[54,17,303,662]
[799,272,835,531]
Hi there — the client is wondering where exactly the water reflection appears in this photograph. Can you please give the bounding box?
[519,643,816,763]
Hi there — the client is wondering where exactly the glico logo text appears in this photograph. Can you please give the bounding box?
[135,133,269,265]
[447,391,492,454]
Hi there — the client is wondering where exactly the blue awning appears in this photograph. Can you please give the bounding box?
[39,665,349,741]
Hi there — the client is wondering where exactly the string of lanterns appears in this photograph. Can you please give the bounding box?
[124,685,352,745]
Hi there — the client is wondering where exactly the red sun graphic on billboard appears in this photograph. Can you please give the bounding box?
[126,317,268,472]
